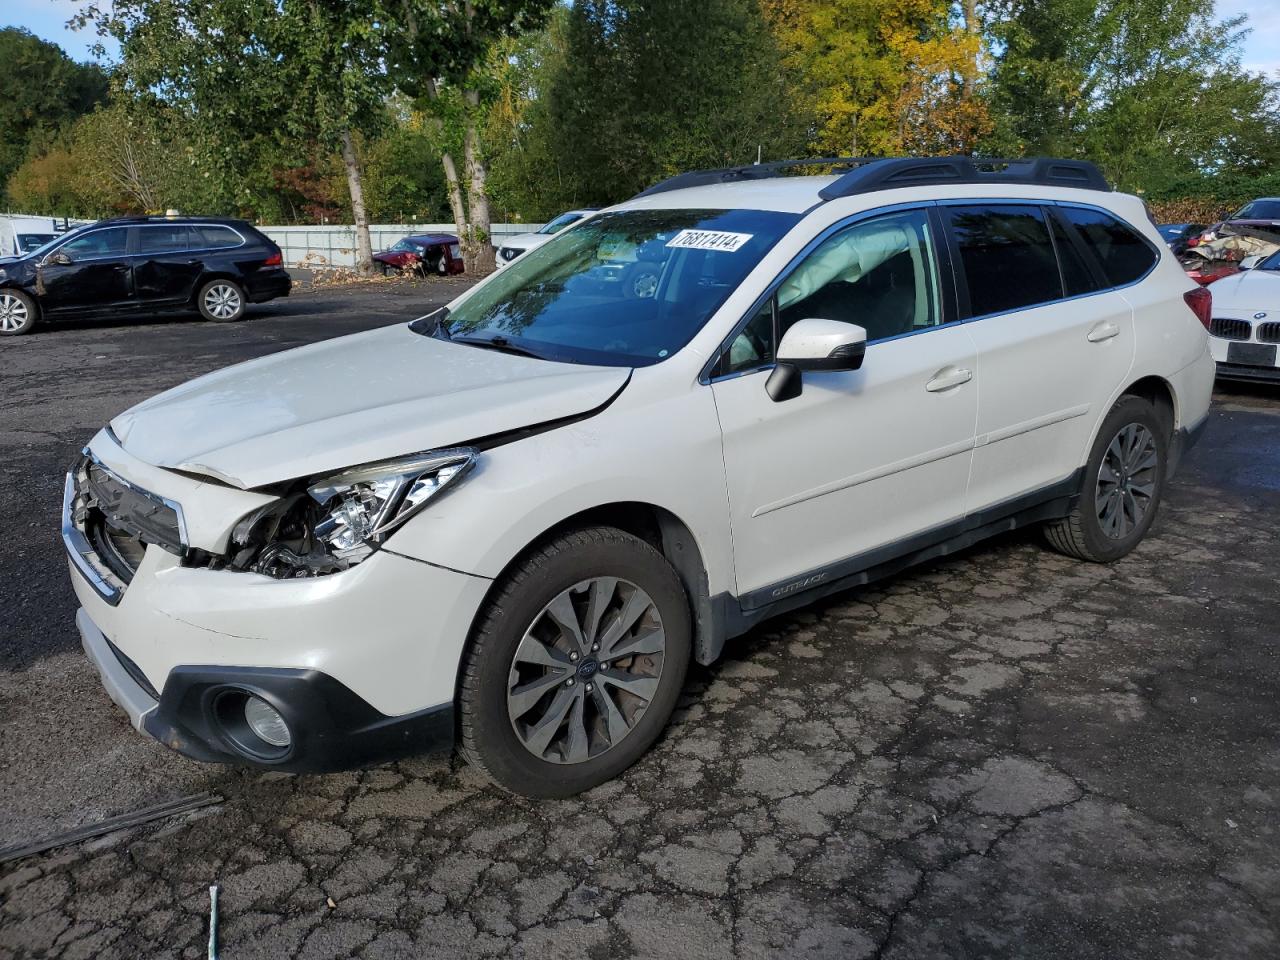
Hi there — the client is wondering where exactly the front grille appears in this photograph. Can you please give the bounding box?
[1257,322,1280,344]
[84,461,184,557]
[1209,317,1252,341]
[64,454,187,603]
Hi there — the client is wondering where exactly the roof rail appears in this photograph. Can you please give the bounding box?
[632,155,1110,201]
[632,157,877,199]
[817,156,1110,199]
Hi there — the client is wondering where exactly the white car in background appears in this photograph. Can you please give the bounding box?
[0,215,61,258]
[65,156,1213,799]
[1204,250,1280,383]
[495,209,596,268]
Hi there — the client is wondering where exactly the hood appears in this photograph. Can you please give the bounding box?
[111,323,630,489]
[1207,268,1280,313]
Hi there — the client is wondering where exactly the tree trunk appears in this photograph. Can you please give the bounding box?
[961,0,978,102]
[423,78,472,272]
[462,88,495,274]
[441,150,469,263]
[339,128,374,276]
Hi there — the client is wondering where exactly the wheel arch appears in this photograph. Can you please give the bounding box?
[1119,374,1177,438]
[466,501,723,670]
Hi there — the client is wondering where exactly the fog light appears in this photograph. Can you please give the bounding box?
[244,696,291,748]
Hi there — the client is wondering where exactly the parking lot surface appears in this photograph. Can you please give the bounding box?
[1,281,1278,959]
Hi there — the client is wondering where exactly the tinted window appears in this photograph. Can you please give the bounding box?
[138,224,191,254]
[1049,212,1100,296]
[61,228,128,259]
[1060,207,1157,286]
[191,224,243,249]
[948,205,1061,316]
[1232,200,1280,220]
[539,212,585,235]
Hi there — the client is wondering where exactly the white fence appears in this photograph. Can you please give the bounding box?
[258,222,546,268]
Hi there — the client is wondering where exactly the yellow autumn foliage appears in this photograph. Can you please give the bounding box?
[763,0,991,157]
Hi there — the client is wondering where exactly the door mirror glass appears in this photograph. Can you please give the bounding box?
[45,251,72,266]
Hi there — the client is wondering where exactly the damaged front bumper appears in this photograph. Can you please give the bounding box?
[74,607,456,772]
[64,433,493,772]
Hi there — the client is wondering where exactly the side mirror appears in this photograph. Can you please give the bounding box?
[766,318,867,402]
[1238,255,1263,271]
[44,251,72,266]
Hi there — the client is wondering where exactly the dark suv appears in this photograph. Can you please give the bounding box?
[0,215,291,336]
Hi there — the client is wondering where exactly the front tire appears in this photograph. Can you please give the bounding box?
[0,289,37,336]
[459,527,691,798]
[198,279,246,322]
[1044,396,1169,562]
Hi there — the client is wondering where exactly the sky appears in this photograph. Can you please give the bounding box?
[3,0,1279,76]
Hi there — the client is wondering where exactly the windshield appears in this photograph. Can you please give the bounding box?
[441,208,800,366]
[538,212,585,235]
[1258,250,1280,270]
[1231,200,1280,220]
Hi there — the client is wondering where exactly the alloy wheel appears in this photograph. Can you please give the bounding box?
[1095,422,1158,540]
[203,283,242,320]
[0,293,30,332]
[507,577,666,764]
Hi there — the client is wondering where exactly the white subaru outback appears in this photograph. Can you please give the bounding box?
[65,157,1214,798]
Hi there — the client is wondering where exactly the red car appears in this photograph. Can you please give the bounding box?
[373,233,465,275]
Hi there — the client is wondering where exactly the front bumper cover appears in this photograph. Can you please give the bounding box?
[76,607,455,773]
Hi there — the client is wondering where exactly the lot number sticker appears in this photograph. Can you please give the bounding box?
[666,229,753,252]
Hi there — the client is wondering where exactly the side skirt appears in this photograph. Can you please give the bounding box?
[714,469,1084,643]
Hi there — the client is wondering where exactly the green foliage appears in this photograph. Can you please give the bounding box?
[497,0,806,212]
[362,119,453,222]
[986,0,1280,192]
[0,27,108,206]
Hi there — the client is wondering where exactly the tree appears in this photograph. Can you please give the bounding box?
[0,27,107,206]
[382,0,558,272]
[985,0,1280,190]
[509,0,805,211]
[763,0,990,157]
[84,0,391,273]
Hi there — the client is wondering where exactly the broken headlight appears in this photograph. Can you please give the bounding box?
[228,448,477,578]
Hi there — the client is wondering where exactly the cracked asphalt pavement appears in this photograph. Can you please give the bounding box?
[2,279,1278,958]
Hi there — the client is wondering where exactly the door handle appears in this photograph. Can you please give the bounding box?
[926,366,973,392]
[1087,321,1120,342]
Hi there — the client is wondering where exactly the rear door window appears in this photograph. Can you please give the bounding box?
[1048,211,1100,297]
[137,224,191,254]
[945,205,1063,317]
[1059,207,1157,286]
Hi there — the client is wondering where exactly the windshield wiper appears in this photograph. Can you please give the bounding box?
[450,334,553,361]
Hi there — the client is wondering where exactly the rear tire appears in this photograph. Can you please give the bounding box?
[459,527,691,798]
[0,289,37,336]
[197,279,246,322]
[1043,396,1168,562]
